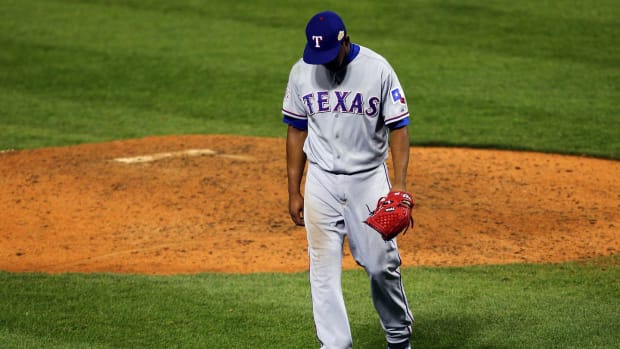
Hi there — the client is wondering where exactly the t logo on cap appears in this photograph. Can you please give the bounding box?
[312,35,324,48]
[303,11,347,64]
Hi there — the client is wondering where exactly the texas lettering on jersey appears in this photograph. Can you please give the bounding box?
[301,90,380,117]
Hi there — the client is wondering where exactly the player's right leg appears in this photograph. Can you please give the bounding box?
[304,164,352,349]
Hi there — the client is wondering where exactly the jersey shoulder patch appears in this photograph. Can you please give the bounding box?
[391,88,406,104]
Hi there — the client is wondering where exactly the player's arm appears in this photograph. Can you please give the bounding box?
[286,125,308,226]
[388,125,410,192]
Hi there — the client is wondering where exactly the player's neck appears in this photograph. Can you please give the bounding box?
[324,43,359,72]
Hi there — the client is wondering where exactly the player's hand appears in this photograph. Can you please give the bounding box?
[288,193,305,226]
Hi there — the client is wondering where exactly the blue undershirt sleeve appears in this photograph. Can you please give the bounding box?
[387,117,409,130]
[283,115,308,131]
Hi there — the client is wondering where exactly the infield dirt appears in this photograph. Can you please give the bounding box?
[1,135,618,274]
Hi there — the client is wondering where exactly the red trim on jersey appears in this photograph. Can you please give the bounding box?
[385,112,409,123]
[282,108,307,119]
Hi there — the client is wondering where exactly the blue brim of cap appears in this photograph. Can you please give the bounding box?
[303,43,341,64]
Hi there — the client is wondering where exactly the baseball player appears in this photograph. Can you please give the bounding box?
[282,11,414,349]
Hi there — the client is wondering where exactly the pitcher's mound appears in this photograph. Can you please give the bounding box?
[0,135,618,274]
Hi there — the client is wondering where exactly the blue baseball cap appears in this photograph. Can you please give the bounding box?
[303,11,347,64]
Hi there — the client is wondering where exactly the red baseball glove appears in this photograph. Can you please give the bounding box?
[364,191,415,241]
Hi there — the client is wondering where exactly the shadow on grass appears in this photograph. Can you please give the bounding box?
[411,314,510,349]
[350,314,487,349]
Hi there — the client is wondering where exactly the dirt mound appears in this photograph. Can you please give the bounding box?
[0,135,618,274]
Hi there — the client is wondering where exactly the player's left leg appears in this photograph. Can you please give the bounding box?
[342,164,414,345]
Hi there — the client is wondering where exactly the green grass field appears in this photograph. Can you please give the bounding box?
[1,0,618,158]
[1,257,619,349]
[1,0,619,348]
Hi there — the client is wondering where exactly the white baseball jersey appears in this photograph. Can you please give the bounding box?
[282,45,410,174]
